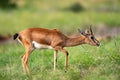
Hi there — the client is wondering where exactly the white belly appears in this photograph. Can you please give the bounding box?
[32,41,53,49]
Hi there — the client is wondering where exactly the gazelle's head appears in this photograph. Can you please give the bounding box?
[78,26,100,46]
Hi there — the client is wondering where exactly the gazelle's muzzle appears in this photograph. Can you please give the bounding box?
[96,42,100,46]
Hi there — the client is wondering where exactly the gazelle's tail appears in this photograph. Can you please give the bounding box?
[13,33,19,40]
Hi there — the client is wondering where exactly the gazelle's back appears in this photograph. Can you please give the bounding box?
[19,28,68,45]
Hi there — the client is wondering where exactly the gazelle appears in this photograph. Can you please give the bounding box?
[13,26,100,74]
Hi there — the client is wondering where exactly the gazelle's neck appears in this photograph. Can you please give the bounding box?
[65,35,86,47]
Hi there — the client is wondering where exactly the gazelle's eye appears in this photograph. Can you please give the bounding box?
[91,36,94,39]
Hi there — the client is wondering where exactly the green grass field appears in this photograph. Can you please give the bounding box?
[0,37,120,80]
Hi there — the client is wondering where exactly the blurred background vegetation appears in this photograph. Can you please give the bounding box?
[0,0,120,35]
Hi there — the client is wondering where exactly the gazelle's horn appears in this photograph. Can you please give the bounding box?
[90,25,93,35]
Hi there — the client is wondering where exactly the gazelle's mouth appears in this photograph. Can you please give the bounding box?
[96,43,100,46]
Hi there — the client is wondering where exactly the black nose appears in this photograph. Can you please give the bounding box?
[96,43,100,46]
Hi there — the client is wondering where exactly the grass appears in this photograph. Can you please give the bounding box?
[0,37,120,80]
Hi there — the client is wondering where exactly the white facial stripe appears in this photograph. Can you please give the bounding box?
[32,41,53,49]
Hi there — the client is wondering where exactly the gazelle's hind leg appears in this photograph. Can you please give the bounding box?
[21,48,32,74]
[20,38,33,74]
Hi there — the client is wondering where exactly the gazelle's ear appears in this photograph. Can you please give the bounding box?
[78,29,86,36]
[85,30,90,34]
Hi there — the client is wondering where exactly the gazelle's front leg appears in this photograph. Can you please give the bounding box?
[54,50,58,71]
[54,47,69,72]
[62,49,69,72]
